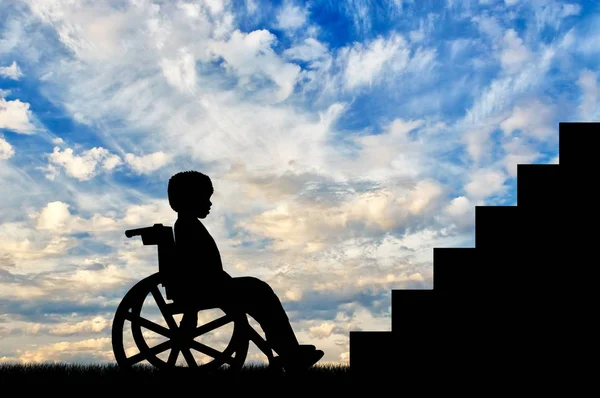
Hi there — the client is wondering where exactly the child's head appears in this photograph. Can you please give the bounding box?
[168,170,213,217]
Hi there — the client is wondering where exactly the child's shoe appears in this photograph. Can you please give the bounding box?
[281,345,324,373]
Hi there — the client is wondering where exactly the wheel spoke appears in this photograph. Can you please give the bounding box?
[125,312,171,338]
[180,347,197,367]
[189,340,232,364]
[248,325,272,357]
[167,348,179,366]
[151,286,178,331]
[125,352,145,367]
[125,340,172,366]
[192,315,232,338]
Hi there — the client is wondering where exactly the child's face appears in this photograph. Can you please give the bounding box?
[196,193,212,218]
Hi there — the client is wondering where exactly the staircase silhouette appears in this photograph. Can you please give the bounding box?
[348,122,596,387]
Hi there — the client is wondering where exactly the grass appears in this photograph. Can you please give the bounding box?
[0,362,354,391]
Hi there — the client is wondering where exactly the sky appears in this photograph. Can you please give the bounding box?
[0,0,599,367]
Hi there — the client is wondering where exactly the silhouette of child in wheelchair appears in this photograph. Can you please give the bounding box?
[112,171,323,373]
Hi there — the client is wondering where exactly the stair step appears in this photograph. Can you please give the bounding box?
[349,331,397,373]
[391,289,440,332]
[517,164,563,208]
[391,289,470,364]
[558,122,600,169]
[474,206,522,249]
[432,247,478,291]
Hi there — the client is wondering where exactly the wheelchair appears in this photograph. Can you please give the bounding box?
[111,224,281,373]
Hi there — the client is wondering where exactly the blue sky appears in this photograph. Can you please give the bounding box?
[1,0,598,366]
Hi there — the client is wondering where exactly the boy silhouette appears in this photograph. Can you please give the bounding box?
[167,170,324,372]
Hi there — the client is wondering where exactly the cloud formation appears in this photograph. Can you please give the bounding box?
[44,147,122,181]
[0,97,36,134]
[0,135,14,159]
[0,61,23,79]
[0,0,594,366]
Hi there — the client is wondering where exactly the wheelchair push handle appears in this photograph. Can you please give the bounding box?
[125,227,146,238]
[125,224,173,248]
[125,224,165,238]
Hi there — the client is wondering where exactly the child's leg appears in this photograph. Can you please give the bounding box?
[219,276,299,357]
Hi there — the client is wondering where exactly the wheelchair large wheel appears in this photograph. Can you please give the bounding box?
[112,272,249,372]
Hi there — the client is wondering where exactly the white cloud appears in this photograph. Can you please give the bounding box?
[463,127,494,164]
[471,15,503,39]
[464,168,508,200]
[0,136,14,159]
[159,48,197,93]
[33,200,148,235]
[283,38,332,91]
[49,316,109,336]
[36,201,73,232]
[0,206,120,268]
[443,196,472,218]
[284,287,303,301]
[341,33,411,90]
[309,322,337,339]
[462,44,555,126]
[102,154,122,170]
[450,38,472,59]
[407,13,437,44]
[239,177,445,252]
[340,351,349,363]
[0,61,23,80]
[284,38,329,65]
[0,221,78,264]
[500,29,532,73]
[409,17,428,43]
[203,0,226,15]
[406,47,437,75]
[276,1,308,30]
[561,4,581,18]
[409,29,425,43]
[339,118,430,181]
[0,97,36,134]
[23,1,142,62]
[120,200,175,227]
[42,235,76,255]
[124,151,170,174]
[46,146,123,181]
[0,316,110,339]
[213,11,235,40]
[344,0,371,35]
[15,338,113,364]
[577,69,599,120]
[208,29,301,102]
[531,1,581,31]
[500,99,554,139]
[177,2,202,18]
[501,135,541,177]
[439,195,476,233]
[246,0,258,14]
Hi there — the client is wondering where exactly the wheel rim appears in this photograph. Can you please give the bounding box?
[112,273,249,372]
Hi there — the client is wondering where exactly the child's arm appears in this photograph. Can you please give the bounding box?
[173,218,213,287]
[174,218,227,284]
